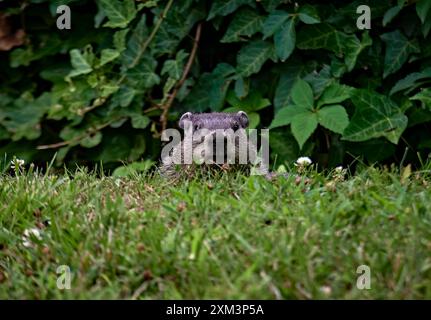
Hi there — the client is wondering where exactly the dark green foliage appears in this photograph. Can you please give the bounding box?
[0,0,430,169]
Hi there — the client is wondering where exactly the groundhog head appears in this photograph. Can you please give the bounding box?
[178,111,250,164]
[178,111,249,132]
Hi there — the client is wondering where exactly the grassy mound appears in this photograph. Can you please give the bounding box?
[1,164,430,299]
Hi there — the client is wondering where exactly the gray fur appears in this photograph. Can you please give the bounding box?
[179,112,249,130]
[160,111,268,179]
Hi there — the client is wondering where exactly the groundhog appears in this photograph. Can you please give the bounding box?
[160,111,269,179]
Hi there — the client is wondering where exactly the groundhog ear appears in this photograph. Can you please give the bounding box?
[179,112,193,129]
[237,111,249,128]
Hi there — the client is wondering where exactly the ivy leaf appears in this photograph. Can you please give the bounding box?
[270,105,308,128]
[330,58,347,78]
[9,33,63,68]
[296,23,344,54]
[274,63,305,111]
[161,50,189,80]
[2,93,52,141]
[100,83,120,98]
[381,31,420,78]
[183,74,214,111]
[234,77,249,98]
[225,90,271,112]
[80,132,103,148]
[212,63,237,78]
[262,10,290,39]
[96,29,129,68]
[298,5,320,24]
[291,110,318,149]
[343,90,408,144]
[125,54,160,89]
[246,112,260,129]
[317,104,349,134]
[113,29,129,52]
[122,15,148,67]
[208,63,236,111]
[100,0,136,29]
[274,17,295,61]
[291,79,314,110]
[94,1,107,29]
[99,49,120,67]
[112,86,137,108]
[416,0,431,24]
[297,25,360,71]
[152,4,205,56]
[221,8,263,43]
[390,67,431,95]
[317,83,352,107]
[67,49,93,78]
[131,114,151,129]
[269,128,299,164]
[184,63,235,112]
[260,0,288,12]
[207,0,252,20]
[208,78,232,111]
[409,107,431,127]
[237,40,276,77]
[0,125,9,140]
[163,77,177,98]
[410,89,431,109]
[422,12,431,37]
[10,48,34,68]
[304,65,335,99]
[96,132,134,162]
[383,5,403,26]
[344,32,372,71]
[137,1,159,9]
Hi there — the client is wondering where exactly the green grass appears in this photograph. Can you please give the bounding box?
[1,163,431,299]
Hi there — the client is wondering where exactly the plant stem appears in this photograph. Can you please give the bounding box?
[159,23,202,132]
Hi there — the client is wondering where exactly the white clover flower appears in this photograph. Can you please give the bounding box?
[333,165,347,181]
[335,166,344,173]
[22,228,42,248]
[11,158,25,169]
[320,285,332,295]
[295,157,312,167]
